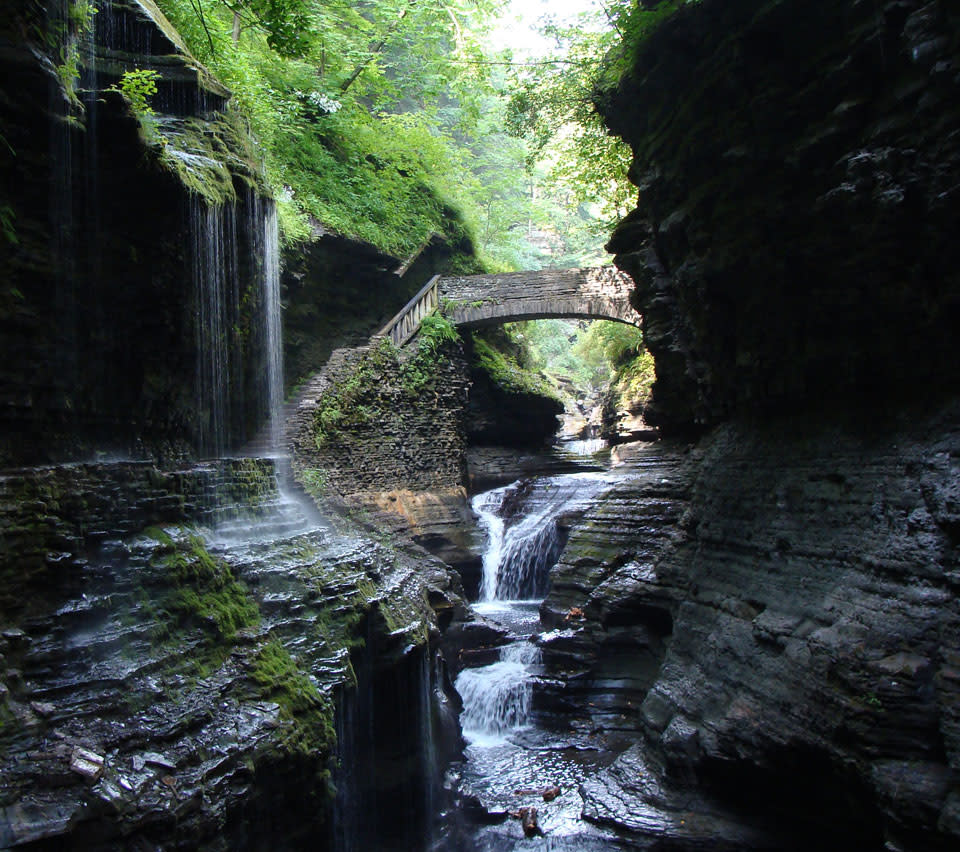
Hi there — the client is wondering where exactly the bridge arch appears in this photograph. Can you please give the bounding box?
[376,266,638,347]
[440,267,638,329]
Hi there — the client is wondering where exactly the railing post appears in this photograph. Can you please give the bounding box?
[376,274,442,348]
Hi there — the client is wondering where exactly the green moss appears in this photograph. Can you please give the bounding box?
[311,345,399,448]
[610,348,655,412]
[164,536,259,638]
[471,331,560,401]
[250,640,336,758]
[143,526,176,550]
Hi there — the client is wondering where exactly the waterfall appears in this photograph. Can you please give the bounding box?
[472,491,505,601]
[48,0,78,390]
[456,474,612,748]
[565,437,608,455]
[471,473,613,601]
[190,195,240,458]
[454,639,542,746]
[258,199,284,452]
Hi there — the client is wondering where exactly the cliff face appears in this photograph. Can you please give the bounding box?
[0,0,275,464]
[0,460,463,849]
[604,0,960,432]
[537,0,960,847]
[544,411,960,849]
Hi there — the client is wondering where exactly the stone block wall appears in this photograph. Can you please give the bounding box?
[290,341,471,496]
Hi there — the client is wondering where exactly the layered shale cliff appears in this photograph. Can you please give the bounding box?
[538,1,960,848]
[604,0,960,432]
[0,0,276,464]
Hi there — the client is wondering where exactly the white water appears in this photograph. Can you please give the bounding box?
[189,193,283,458]
[565,437,608,456]
[191,197,238,458]
[456,473,613,746]
[471,473,615,601]
[261,202,284,452]
[456,639,542,747]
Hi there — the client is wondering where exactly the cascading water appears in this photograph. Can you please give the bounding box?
[247,194,284,453]
[457,475,614,743]
[187,190,282,460]
[455,639,541,746]
[447,472,625,848]
[191,195,240,458]
[472,473,616,602]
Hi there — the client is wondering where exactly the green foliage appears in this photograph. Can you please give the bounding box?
[471,327,559,401]
[107,68,160,117]
[165,535,260,638]
[503,1,696,238]
[310,314,461,447]
[576,321,644,369]
[155,0,498,254]
[503,319,653,413]
[49,0,97,103]
[298,466,328,499]
[312,348,392,448]
[399,312,459,394]
[417,313,459,354]
[610,346,655,412]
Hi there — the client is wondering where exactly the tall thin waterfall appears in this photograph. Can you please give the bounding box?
[48,0,78,389]
[190,196,240,458]
[258,199,284,452]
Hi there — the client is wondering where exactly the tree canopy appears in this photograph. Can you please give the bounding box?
[152,0,690,265]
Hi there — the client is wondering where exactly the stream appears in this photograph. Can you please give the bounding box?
[441,468,628,851]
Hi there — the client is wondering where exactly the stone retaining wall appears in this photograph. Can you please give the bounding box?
[290,341,471,496]
[0,458,278,616]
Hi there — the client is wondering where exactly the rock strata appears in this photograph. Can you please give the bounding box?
[0,460,464,849]
[543,406,960,849]
[603,0,960,432]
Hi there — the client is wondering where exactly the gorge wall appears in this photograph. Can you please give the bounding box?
[0,3,468,849]
[0,0,277,464]
[604,0,960,432]
[536,0,960,847]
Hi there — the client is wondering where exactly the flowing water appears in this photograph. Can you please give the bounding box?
[446,473,626,850]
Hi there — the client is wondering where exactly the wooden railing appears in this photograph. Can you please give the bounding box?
[376,274,441,347]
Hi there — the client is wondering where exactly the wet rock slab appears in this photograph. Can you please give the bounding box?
[0,461,462,849]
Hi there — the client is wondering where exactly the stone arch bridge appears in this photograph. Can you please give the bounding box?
[379,266,638,346]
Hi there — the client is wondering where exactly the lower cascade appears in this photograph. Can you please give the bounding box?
[456,638,540,746]
[446,471,624,849]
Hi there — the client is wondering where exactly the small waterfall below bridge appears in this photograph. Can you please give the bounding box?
[445,472,623,849]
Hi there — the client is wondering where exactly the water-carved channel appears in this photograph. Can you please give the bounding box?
[442,468,628,850]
